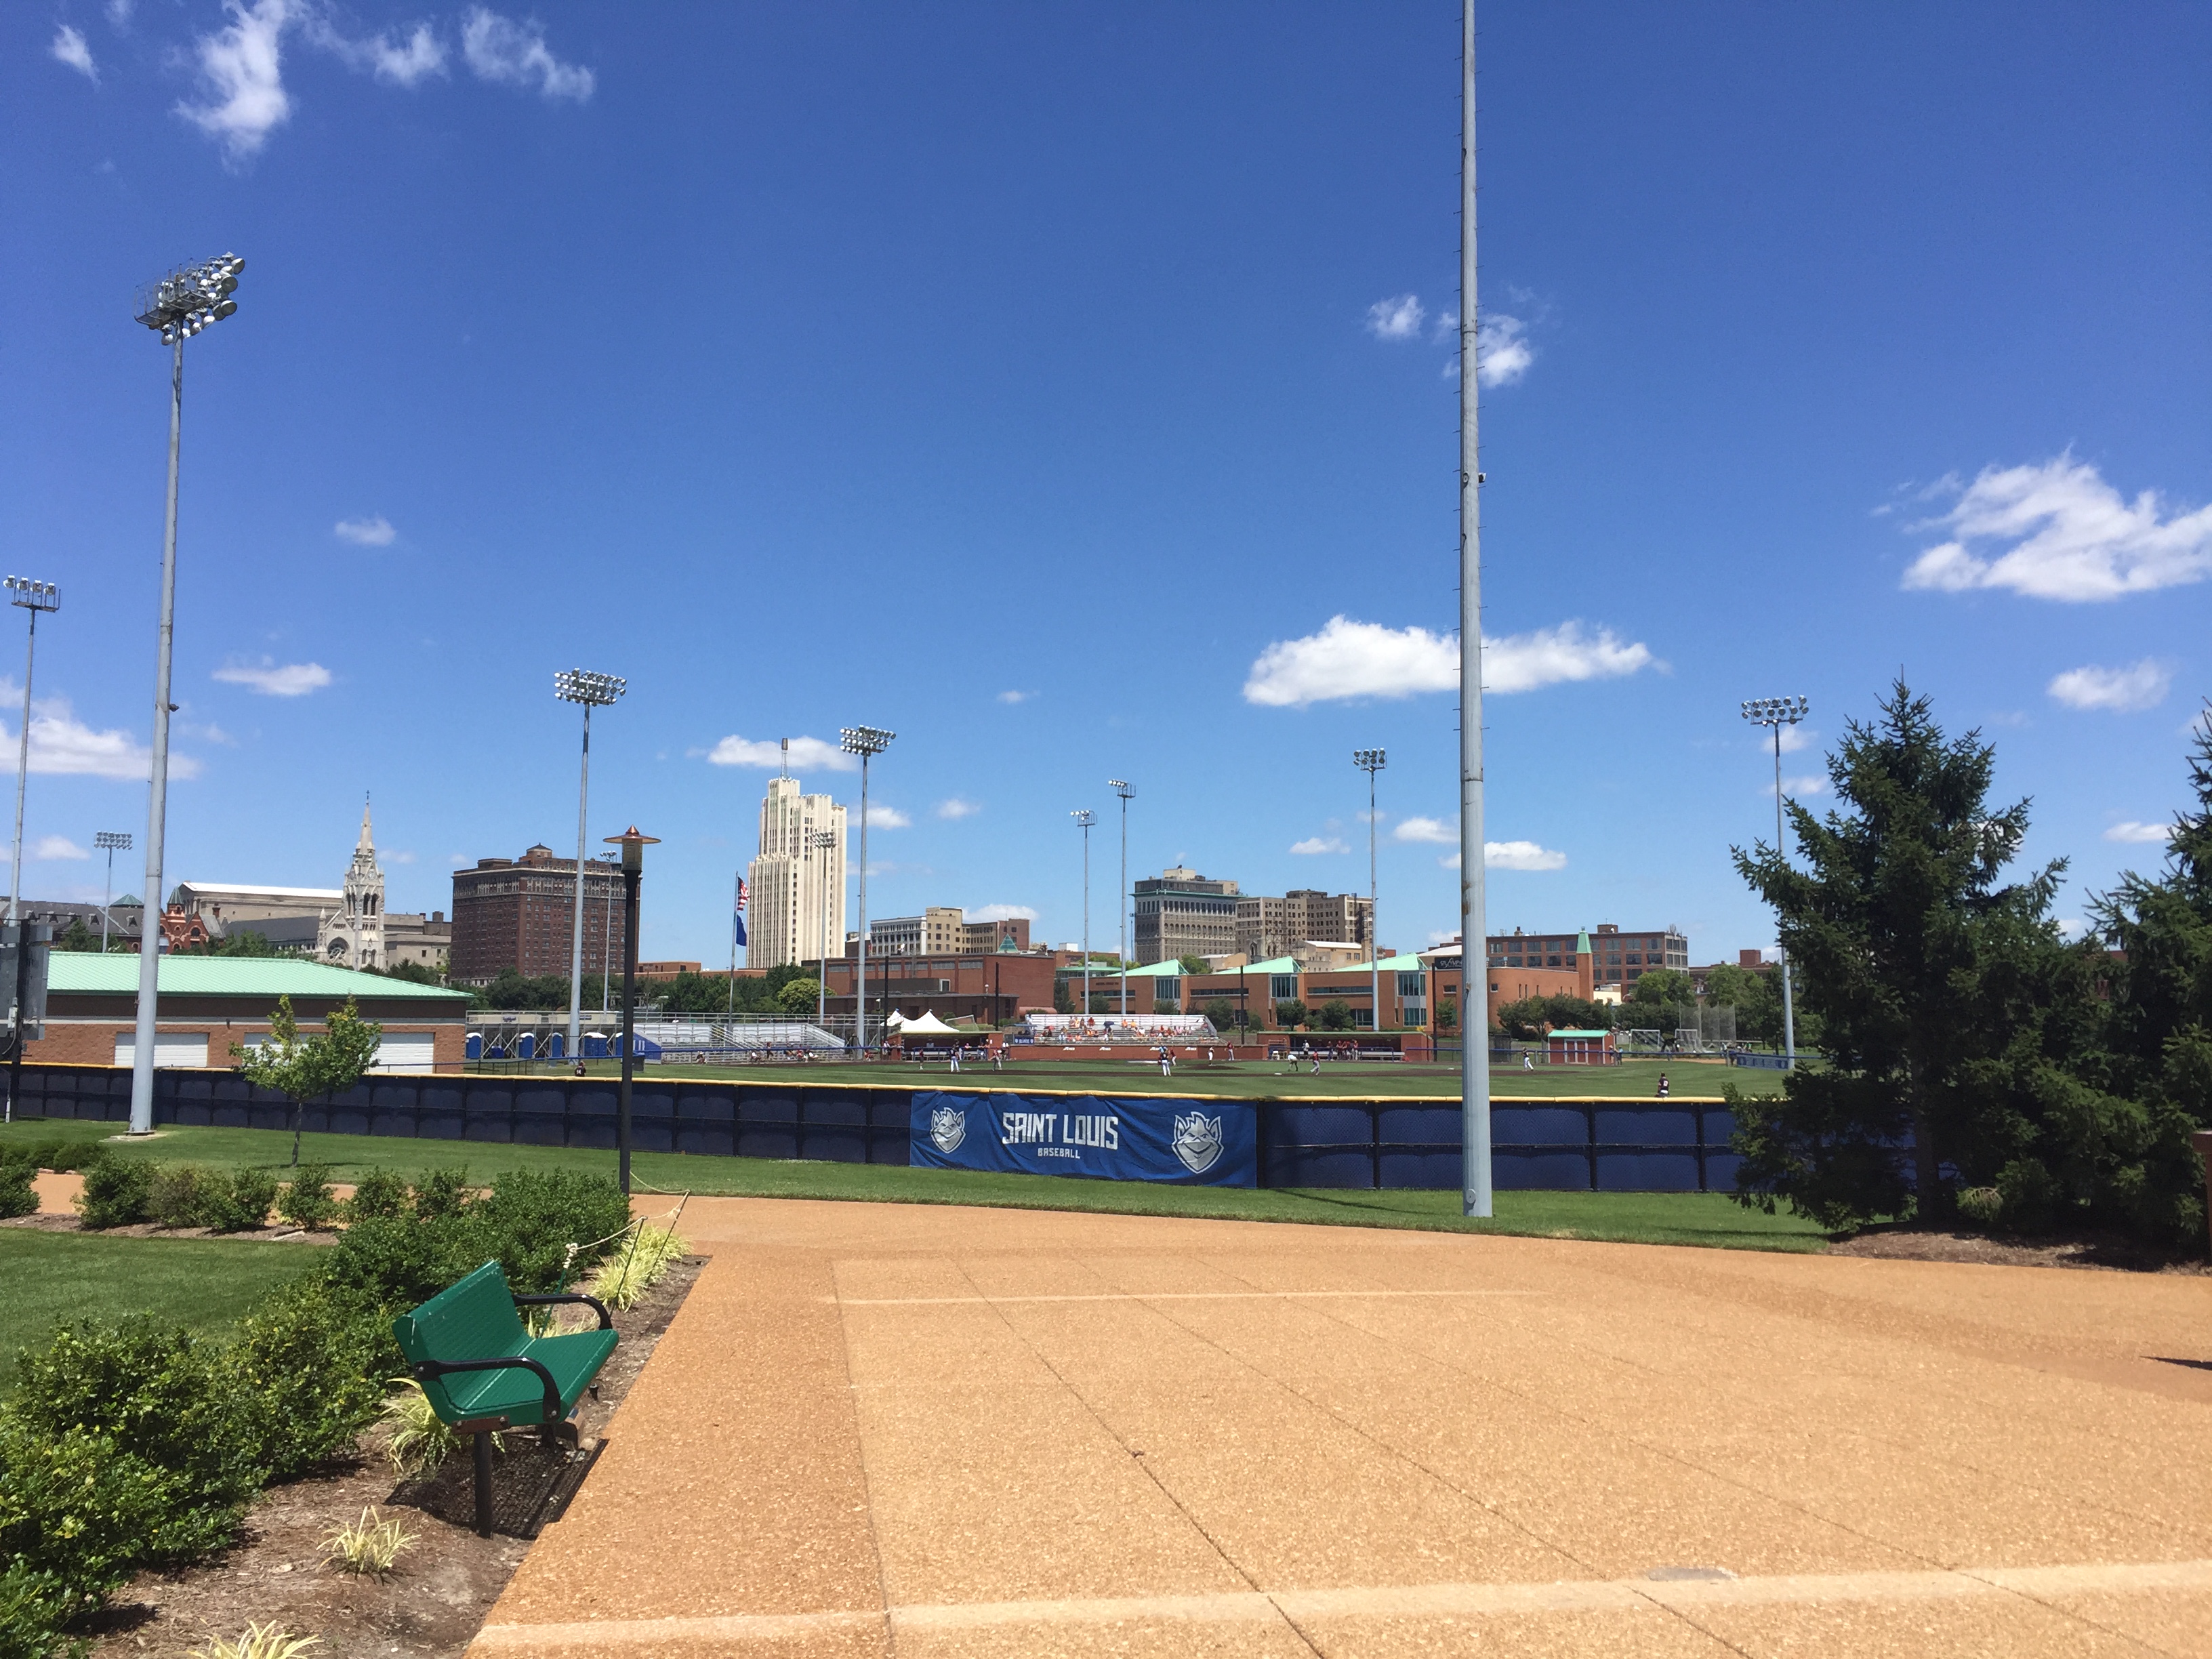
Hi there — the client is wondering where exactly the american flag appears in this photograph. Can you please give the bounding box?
[733,876,747,948]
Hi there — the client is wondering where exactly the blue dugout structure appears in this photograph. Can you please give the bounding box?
[7,1063,1744,1193]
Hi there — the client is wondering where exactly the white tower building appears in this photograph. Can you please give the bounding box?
[317,798,386,968]
[747,775,847,972]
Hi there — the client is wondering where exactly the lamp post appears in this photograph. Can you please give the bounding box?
[1354,748,1385,1044]
[554,670,624,1067]
[95,832,131,953]
[1071,810,1095,1015]
[128,252,243,1137]
[839,726,894,1054]
[1109,779,1132,1014]
[603,825,658,1194]
[5,579,60,931]
[1740,695,1809,1068]
[809,828,836,1033]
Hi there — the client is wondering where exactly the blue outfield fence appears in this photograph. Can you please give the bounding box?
[7,1064,1746,1193]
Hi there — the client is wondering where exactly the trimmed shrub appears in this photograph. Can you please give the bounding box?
[410,1165,471,1221]
[472,1168,632,1292]
[0,1164,33,1223]
[203,1168,281,1234]
[146,1164,212,1230]
[75,1158,154,1229]
[276,1165,337,1232]
[225,1279,390,1481]
[342,1166,411,1223]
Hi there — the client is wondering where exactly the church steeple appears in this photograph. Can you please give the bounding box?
[356,796,374,857]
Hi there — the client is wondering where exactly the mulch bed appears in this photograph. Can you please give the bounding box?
[2,1212,340,1243]
[77,1255,704,1658]
[1830,1225,2210,1274]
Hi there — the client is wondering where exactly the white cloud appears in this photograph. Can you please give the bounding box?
[213,659,331,697]
[0,687,201,782]
[1766,773,1830,798]
[52,25,98,81]
[868,806,913,829]
[462,7,594,100]
[969,903,1037,923]
[107,0,134,25]
[1289,836,1349,855]
[1440,853,1460,869]
[996,690,1031,705]
[936,798,981,820]
[1486,840,1567,871]
[1901,456,2212,601]
[2047,659,2171,713]
[322,22,448,87]
[386,848,417,864]
[704,735,858,773]
[334,514,396,546]
[1477,314,1533,386]
[1243,616,1655,707]
[1365,294,1425,341]
[2104,821,2172,844]
[1393,817,1455,845]
[178,0,296,161]
[33,836,89,861]
[1776,724,1817,754]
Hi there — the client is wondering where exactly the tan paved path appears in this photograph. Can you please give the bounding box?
[472,1198,2212,1658]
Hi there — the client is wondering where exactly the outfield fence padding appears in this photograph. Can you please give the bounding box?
[5,1064,1746,1193]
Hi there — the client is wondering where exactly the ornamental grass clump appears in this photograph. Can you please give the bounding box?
[380,1378,500,1478]
[188,1623,321,1659]
[321,1507,415,1577]
[588,1221,690,1311]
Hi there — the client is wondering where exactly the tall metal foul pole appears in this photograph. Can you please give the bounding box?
[1458,0,1493,1217]
[1355,750,1385,1035]
[1072,810,1095,1015]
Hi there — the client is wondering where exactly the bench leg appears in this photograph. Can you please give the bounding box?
[473,1429,495,1538]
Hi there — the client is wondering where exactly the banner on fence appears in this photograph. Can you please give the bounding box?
[909,1090,1257,1187]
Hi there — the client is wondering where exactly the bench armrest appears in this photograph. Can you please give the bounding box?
[413,1353,563,1428]
[514,1291,614,1330]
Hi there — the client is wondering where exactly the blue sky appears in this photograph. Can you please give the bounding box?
[5,1,2209,966]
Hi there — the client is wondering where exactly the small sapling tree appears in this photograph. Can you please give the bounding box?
[234,995,386,1167]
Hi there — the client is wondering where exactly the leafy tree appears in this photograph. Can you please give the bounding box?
[1730,682,2083,1228]
[1316,999,1355,1031]
[1273,999,1306,1029]
[1436,998,1457,1030]
[1176,954,1208,976]
[232,996,385,1168]
[777,977,822,1015]
[1200,997,1238,1033]
[1053,979,1074,1015]
[375,959,447,987]
[1700,962,1784,1047]
[54,917,100,954]
[1629,967,1694,1008]
[1496,994,1615,1040]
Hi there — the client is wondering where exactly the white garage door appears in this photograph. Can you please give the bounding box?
[373,1032,436,1073]
[113,1033,210,1069]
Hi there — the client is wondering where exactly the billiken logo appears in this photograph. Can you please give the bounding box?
[1170,1111,1225,1175]
[929,1104,967,1154]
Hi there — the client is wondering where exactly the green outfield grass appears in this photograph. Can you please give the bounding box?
[0,1230,321,1391]
[0,1118,1822,1254]
[508,1054,1785,1100]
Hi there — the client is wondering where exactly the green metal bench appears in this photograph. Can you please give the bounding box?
[392,1260,619,1536]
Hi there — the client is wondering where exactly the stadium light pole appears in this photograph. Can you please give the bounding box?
[810,828,837,1032]
[1741,695,1809,1068]
[603,827,658,1194]
[1457,3,1493,1217]
[1354,750,1385,1040]
[840,726,893,1054]
[128,252,243,1136]
[1071,810,1095,1015]
[1109,779,1132,1012]
[555,670,625,1067]
[6,579,61,928]
[96,832,132,954]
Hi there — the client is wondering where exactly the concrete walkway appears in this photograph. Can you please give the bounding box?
[471,1198,2212,1657]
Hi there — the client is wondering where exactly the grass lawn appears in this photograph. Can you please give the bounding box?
[0,1230,321,1390]
[0,1119,1826,1254]
[483,1054,1784,1100]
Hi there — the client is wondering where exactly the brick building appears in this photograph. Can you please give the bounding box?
[1488,922,1686,989]
[819,949,1055,1027]
[449,844,622,985]
[1235,888,1375,962]
[1133,867,1240,964]
[28,954,471,1071]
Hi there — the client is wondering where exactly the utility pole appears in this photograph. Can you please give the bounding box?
[1355,750,1385,1042]
[1110,779,1132,1013]
[1741,695,1808,1067]
[1072,810,1095,1016]
[1458,0,1493,1217]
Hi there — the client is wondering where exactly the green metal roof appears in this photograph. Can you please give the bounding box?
[1549,1028,1611,1039]
[1237,956,1301,975]
[1121,959,1187,977]
[49,953,472,1001]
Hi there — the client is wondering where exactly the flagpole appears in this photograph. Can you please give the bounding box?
[728,870,739,1020]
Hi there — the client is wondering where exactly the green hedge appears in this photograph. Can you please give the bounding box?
[0,1164,632,1658]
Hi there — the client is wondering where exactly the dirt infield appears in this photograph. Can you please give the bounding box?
[470,1197,2212,1657]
